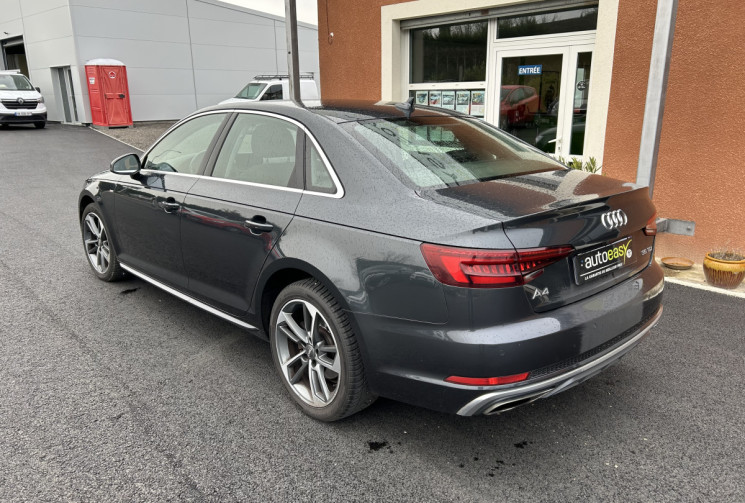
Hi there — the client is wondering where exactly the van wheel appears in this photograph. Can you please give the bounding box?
[34,122,46,129]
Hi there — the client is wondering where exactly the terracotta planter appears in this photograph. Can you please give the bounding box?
[703,253,745,289]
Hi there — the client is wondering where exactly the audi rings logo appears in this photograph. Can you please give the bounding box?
[601,209,628,230]
[17,98,24,105]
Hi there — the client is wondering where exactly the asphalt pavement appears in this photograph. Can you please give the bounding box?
[0,123,743,502]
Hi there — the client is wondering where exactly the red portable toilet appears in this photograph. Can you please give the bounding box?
[85,59,133,127]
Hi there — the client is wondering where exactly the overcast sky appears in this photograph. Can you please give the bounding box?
[222,0,319,25]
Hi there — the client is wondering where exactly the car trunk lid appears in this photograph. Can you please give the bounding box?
[418,170,657,311]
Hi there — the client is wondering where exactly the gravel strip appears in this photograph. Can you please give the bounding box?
[91,121,176,151]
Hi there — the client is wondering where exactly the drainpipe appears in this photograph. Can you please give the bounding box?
[284,0,303,106]
[636,0,679,198]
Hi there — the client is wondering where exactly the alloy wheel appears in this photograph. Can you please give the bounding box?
[275,299,341,407]
[83,212,111,274]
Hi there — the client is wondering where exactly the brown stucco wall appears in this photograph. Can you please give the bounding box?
[317,0,405,100]
[604,0,745,260]
[319,0,745,260]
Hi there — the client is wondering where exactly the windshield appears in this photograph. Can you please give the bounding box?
[235,83,266,100]
[349,116,563,189]
[500,88,511,100]
[0,74,34,91]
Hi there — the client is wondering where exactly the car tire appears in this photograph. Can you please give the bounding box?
[270,278,375,421]
[34,121,46,129]
[81,203,125,282]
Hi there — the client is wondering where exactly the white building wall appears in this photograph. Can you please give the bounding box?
[1,0,82,123]
[69,0,319,121]
[70,0,195,122]
[187,0,320,108]
[1,0,320,123]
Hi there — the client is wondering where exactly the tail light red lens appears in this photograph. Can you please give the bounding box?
[445,372,530,386]
[420,243,574,288]
[644,213,658,236]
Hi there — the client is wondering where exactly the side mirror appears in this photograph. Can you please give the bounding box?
[35,87,41,93]
[111,153,141,176]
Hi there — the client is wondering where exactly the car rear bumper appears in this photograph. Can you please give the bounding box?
[456,306,662,415]
[353,261,664,415]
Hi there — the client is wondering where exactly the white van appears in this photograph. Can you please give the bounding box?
[220,74,319,105]
[0,70,47,129]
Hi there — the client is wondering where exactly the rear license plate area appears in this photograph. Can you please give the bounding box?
[574,236,636,285]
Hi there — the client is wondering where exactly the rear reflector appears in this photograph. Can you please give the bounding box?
[445,373,530,386]
[644,213,658,236]
[420,243,574,288]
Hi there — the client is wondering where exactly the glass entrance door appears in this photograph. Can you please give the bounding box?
[493,45,593,159]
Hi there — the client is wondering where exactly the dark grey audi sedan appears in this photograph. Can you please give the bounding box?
[79,100,663,421]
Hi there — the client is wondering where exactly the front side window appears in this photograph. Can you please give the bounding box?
[410,21,487,83]
[261,84,283,101]
[144,114,225,174]
[0,74,33,91]
[349,116,562,189]
[211,113,301,188]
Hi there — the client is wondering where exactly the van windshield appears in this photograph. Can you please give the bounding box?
[0,74,33,91]
[348,116,564,189]
[235,83,266,100]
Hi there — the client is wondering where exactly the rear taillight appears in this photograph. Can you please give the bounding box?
[445,373,530,386]
[420,243,574,288]
[644,213,658,236]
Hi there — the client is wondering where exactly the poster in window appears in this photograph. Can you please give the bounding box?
[470,90,485,117]
[415,91,428,105]
[455,91,471,114]
[428,91,442,107]
[441,91,455,110]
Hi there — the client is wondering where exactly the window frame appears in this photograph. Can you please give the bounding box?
[202,110,344,199]
[140,111,232,178]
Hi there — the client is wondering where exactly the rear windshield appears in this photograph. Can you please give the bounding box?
[235,82,266,100]
[0,74,33,91]
[348,116,563,189]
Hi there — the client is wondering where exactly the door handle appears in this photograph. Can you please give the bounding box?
[244,216,273,234]
[118,93,125,98]
[159,200,180,213]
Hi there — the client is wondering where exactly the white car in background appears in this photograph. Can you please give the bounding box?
[220,74,319,105]
[0,70,47,129]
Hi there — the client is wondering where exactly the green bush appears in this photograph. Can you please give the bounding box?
[557,156,601,174]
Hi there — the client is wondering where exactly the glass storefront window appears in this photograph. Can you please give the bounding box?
[497,6,598,39]
[410,21,487,83]
[499,54,563,153]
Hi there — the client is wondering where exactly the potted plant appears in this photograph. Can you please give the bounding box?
[703,250,745,289]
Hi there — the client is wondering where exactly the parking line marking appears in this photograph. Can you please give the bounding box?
[88,126,143,152]
[665,277,745,299]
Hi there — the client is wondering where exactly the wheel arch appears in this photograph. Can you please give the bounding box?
[79,192,96,219]
[254,257,356,337]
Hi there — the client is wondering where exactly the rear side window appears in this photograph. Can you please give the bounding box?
[349,116,562,189]
[211,113,301,189]
[306,141,336,194]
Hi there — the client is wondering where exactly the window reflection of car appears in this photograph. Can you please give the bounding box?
[535,117,586,154]
[499,85,538,129]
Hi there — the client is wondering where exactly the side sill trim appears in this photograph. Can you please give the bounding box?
[120,263,258,331]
